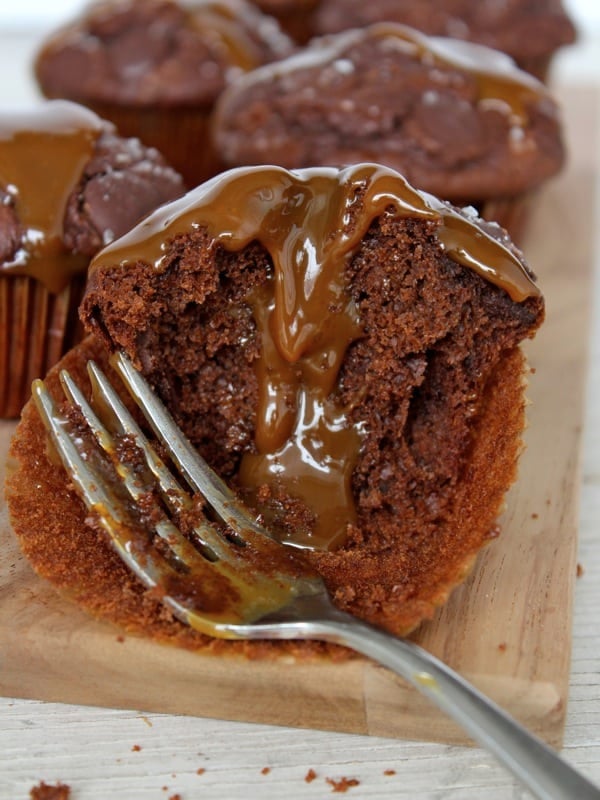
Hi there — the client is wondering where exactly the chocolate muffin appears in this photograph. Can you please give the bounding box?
[311,0,577,81]
[33,0,295,188]
[0,100,184,418]
[212,24,566,242]
[5,163,544,644]
[253,0,319,44]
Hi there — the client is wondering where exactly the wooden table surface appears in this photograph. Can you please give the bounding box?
[1,27,600,800]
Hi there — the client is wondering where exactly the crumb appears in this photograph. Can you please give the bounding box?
[531,512,539,519]
[383,769,396,776]
[261,767,271,775]
[139,715,153,727]
[168,795,181,800]
[196,768,206,775]
[305,768,317,783]
[498,642,507,652]
[326,776,360,792]
[116,635,125,642]
[30,782,71,800]
[577,563,584,578]
[131,744,141,752]
[530,366,537,374]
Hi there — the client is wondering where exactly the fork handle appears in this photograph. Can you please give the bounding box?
[313,611,600,800]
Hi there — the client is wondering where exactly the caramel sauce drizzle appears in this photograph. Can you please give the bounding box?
[186,1,263,73]
[0,101,103,293]
[373,23,549,125]
[91,164,540,550]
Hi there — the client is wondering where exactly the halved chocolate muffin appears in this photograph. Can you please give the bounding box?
[0,163,546,644]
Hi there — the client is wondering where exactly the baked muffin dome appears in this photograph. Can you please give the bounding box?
[213,25,565,207]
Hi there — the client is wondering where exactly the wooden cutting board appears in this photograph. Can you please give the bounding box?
[0,87,596,748]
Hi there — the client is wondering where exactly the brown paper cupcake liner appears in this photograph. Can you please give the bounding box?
[0,275,86,418]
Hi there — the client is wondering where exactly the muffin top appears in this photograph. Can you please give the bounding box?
[213,24,566,203]
[312,0,576,64]
[34,0,295,108]
[0,100,184,293]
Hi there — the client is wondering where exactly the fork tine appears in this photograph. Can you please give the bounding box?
[31,379,201,623]
[58,368,224,566]
[32,371,315,636]
[112,351,271,543]
[62,363,232,563]
[85,361,191,517]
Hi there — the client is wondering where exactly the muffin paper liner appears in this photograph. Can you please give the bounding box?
[0,275,86,418]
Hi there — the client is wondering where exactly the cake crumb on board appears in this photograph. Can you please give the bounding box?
[326,776,360,792]
[30,782,70,800]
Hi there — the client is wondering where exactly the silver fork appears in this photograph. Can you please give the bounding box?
[32,352,600,800]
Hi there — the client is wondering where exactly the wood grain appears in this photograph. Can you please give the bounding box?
[0,87,596,749]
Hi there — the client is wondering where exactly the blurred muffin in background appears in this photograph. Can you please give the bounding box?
[34,0,295,188]
[311,0,576,81]
[212,24,567,243]
[0,100,185,418]
[253,0,319,44]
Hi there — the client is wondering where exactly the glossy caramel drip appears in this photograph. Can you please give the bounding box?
[371,23,548,125]
[187,2,264,72]
[91,164,540,549]
[0,101,102,293]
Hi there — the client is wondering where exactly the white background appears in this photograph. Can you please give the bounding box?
[0,0,599,31]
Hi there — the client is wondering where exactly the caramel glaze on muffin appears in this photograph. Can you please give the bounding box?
[8,164,544,653]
